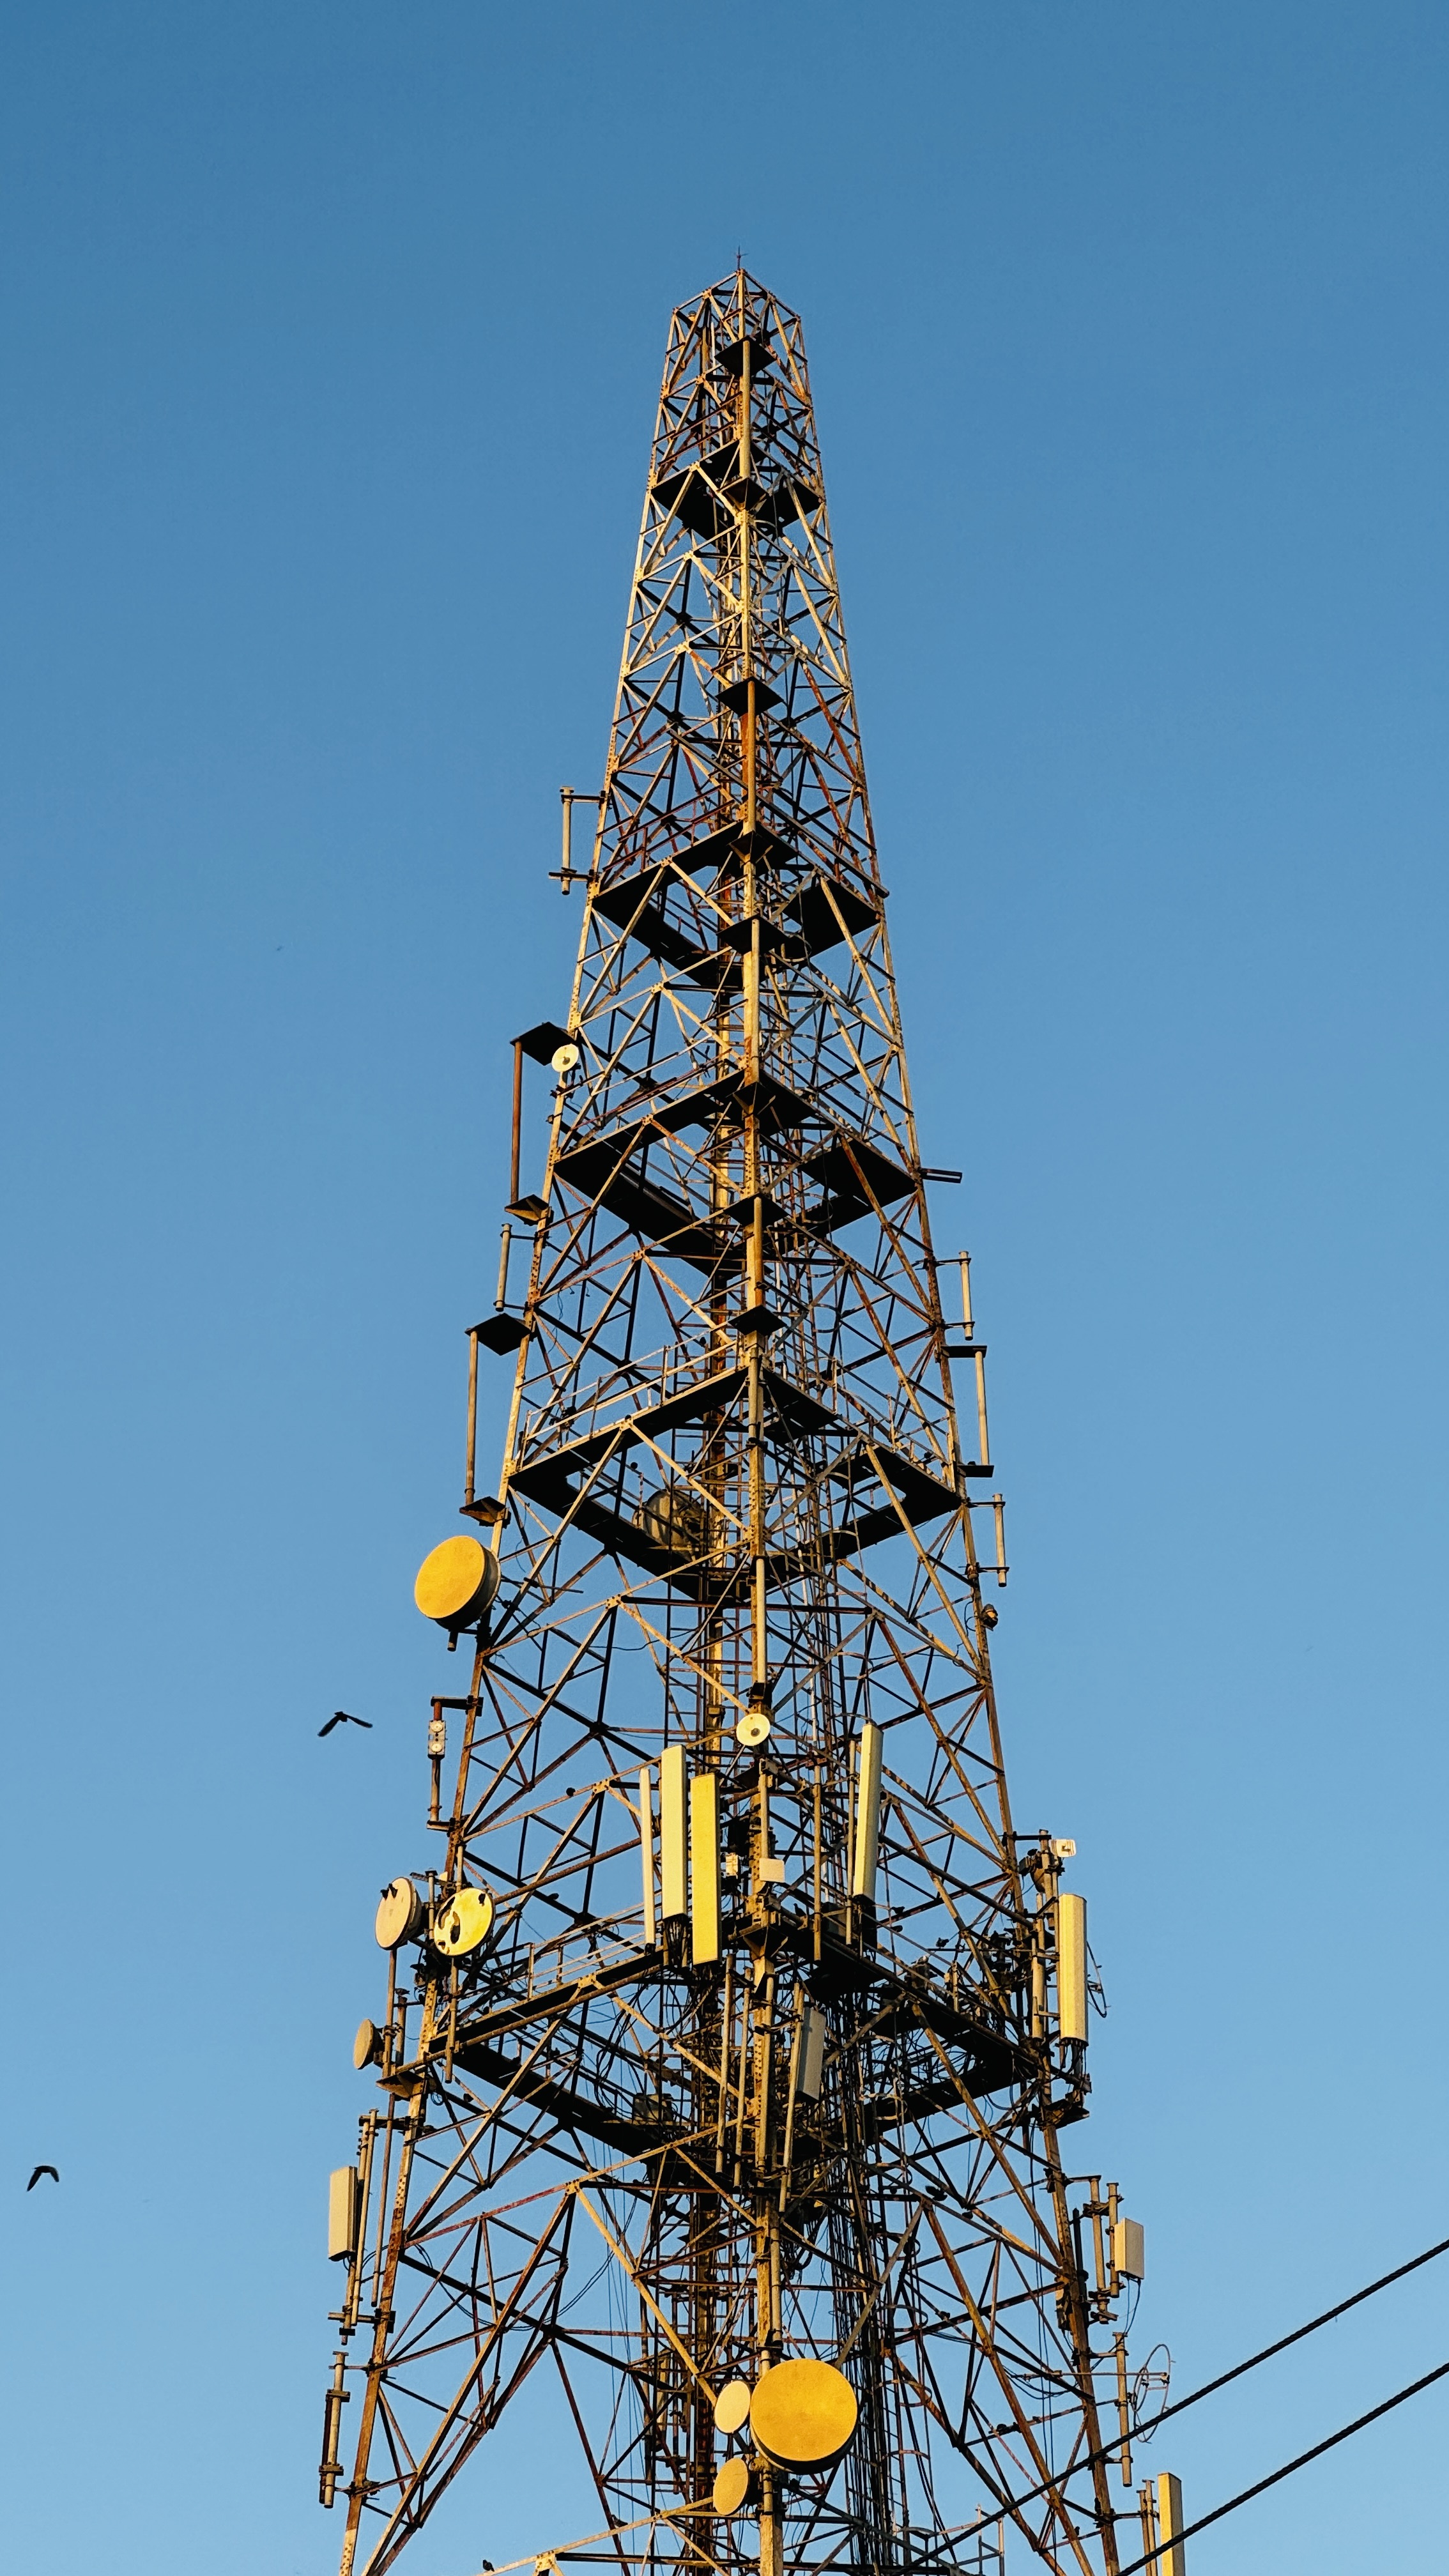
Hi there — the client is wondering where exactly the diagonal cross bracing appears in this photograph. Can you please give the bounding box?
[323,271,1140,2576]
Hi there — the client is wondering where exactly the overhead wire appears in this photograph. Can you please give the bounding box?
[448,2252,1449,2576]
[1149,2228,1449,2434]
[943,2229,1449,2537]
[1113,2355,1449,2575]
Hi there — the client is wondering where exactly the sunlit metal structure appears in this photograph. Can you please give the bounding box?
[320,270,1154,2576]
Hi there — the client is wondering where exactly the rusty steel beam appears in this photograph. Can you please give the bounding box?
[321,270,1142,2576]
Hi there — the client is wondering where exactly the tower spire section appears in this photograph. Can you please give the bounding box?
[321,272,1148,2576]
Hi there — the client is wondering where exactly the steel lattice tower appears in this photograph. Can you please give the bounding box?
[319,271,1156,2576]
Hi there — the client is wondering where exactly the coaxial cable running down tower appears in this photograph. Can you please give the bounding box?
[321,272,1170,2576]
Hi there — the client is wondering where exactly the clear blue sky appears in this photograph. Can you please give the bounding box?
[1,6,1445,2572]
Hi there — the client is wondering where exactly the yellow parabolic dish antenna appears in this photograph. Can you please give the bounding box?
[434,1887,496,1957]
[748,2358,858,2471]
[713,2379,753,2437]
[414,1535,500,1631]
[711,2458,751,2516]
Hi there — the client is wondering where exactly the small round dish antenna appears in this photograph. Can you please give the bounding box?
[353,2017,384,2069]
[713,2379,753,2437]
[433,1885,496,1958]
[711,2458,753,2515]
[374,1878,425,1949]
[414,1536,500,1636]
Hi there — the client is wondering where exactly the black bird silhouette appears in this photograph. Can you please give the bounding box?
[319,1710,372,1738]
[27,2165,58,2189]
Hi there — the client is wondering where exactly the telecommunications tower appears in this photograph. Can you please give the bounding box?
[319,272,1174,2576]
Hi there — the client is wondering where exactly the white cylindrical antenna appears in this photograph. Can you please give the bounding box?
[464,1328,479,1508]
[852,1721,883,1901]
[1156,2472,1186,2576]
[659,1744,688,1921]
[328,2165,362,2264]
[1056,1890,1089,2041]
[638,1765,656,1946]
[974,1348,991,1473]
[797,2000,825,2101]
[690,1769,720,1965]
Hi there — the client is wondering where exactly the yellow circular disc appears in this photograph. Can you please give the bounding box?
[713,2378,753,2437]
[712,2457,752,2517]
[375,1878,424,1949]
[735,1710,772,1749]
[749,2358,858,2472]
[433,1885,496,1958]
[414,1536,500,1631]
[353,2017,381,2069]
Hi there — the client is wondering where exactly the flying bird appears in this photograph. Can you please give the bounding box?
[319,1710,373,1738]
[27,2165,59,2190]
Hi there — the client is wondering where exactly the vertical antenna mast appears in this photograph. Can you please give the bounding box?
[320,271,1162,2576]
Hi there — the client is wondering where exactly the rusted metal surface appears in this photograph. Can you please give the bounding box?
[322,271,1144,2576]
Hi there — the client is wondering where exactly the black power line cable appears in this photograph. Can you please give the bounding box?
[940,2230,1449,2540]
[1113,2356,1449,2575]
[1150,2228,1449,2433]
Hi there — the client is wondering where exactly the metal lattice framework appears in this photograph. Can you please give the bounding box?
[320,271,1152,2576]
